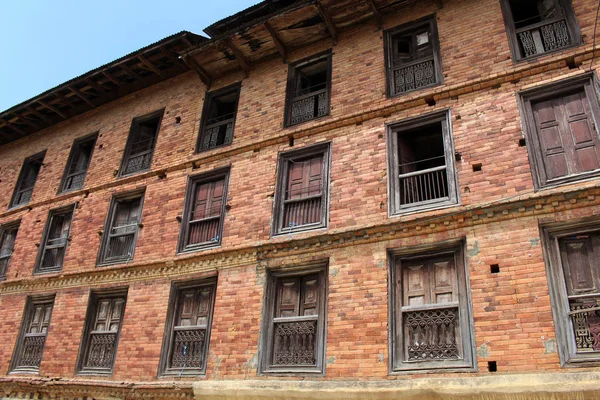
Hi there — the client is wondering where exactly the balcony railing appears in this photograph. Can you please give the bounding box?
[569,299,600,352]
[39,238,67,271]
[199,114,235,151]
[16,334,46,368]
[123,150,152,175]
[289,89,329,126]
[13,188,33,206]
[399,165,449,206]
[187,216,221,246]
[272,317,317,366]
[105,223,137,261]
[516,18,571,58]
[171,327,207,368]
[84,332,117,369]
[402,304,460,361]
[63,171,86,191]
[282,195,322,229]
[391,57,436,95]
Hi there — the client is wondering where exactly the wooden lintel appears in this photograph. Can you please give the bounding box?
[138,55,162,76]
[316,2,338,45]
[102,71,120,85]
[264,21,287,62]
[120,64,144,81]
[16,113,40,130]
[182,55,213,88]
[38,100,67,120]
[224,38,250,76]
[366,0,382,29]
[69,87,96,108]
[2,119,27,136]
[26,106,52,124]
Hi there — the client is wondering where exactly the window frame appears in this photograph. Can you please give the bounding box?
[518,73,600,190]
[386,109,459,216]
[177,167,230,254]
[383,15,443,98]
[9,294,55,374]
[96,190,145,266]
[0,220,20,281]
[499,0,582,62]
[58,133,98,194]
[271,142,331,236]
[283,50,332,128]
[158,277,217,377]
[76,288,128,376]
[259,262,328,375]
[9,150,46,209]
[118,109,164,178]
[34,204,76,275]
[196,83,241,153]
[388,240,476,373]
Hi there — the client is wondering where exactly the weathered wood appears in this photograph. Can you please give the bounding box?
[366,0,382,29]
[316,2,338,45]
[38,100,67,120]
[16,113,40,130]
[160,47,187,72]
[264,21,287,62]
[120,64,144,81]
[26,106,52,124]
[85,78,108,94]
[138,55,162,76]
[224,38,250,76]
[2,119,27,136]
[69,87,96,108]
[182,56,213,88]
[102,71,121,85]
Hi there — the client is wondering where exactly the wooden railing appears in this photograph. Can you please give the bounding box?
[171,327,207,368]
[283,195,321,229]
[106,223,137,261]
[399,165,448,206]
[516,18,571,58]
[123,151,152,175]
[188,216,221,246]
[84,332,117,369]
[390,57,436,95]
[199,115,235,151]
[63,171,86,191]
[16,334,46,368]
[272,317,317,366]
[289,89,329,125]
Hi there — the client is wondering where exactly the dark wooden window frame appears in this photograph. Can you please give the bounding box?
[499,0,581,63]
[386,109,459,216]
[97,189,145,266]
[384,15,443,98]
[177,167,230,254]
[271,142,331,236]
[118,109,164,177]
[259,261,328,375]
[33,204,76,275]
[518,73,600,190]
[9,294,55,374]
[158,277,217,377]
[196,83,241,153]
[58,133,98,194]
[9,150,46,209]
[388,239,476,373]
[0,220,20,281]
[76,287,128,376]
[541,218,600,367]
[283,50,332,128]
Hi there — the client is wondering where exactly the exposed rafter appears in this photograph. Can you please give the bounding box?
[181,55,213,88]
[2,119,27,136]
[264,21,287,62]
[38,100,67,120]
[69,87,96,108]
[316,2,338,45]
[85,78,108,94]
[224,38,250,76]
[102,71,120,85]
[26,106,51,124]
[16,113,40,130]
[138,55,162,76]
[366,0,382,29]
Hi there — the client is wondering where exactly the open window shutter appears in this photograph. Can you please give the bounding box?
[533,98,570,180]
[431,257,458,304]
[402,261,430,307]
[276,278,301,318]
[187,179,224,247]
[562,91,600,174]
[560,235,598,295]
[307,156,323,197]
[287,162,305,200]
[301,275,319,316]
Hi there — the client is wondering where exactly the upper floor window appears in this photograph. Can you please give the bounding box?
[519,74,600,189]
[119,110,163,177]
[386,110,459,215]
[284,51,332,127]
[0,221,20,280]
[97,191,144,266]
[178,168,229,253]
[10,151,45,208]
[10,295,54,373]
[34,205,75,274]
[385,16,442,97]
[272,143,330,236]
[500,0,581,61]
[197,84,240,152]
[60,133,97,193]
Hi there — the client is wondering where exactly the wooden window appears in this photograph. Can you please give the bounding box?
[59,133,97,193]
[272,143,330,236]
[284,51,332,127]
[386,110,458,215]
[260,264,327,374]
[10,151,45,208]
[178,168,229,253]
[10,295,54,373]
[197,84,240,152]
[389,242,475,372]
[0,221,20,280]
[97,191,144,266]
[500,0,581,61]
[519,74,600,189]
[77,289,127,375]
[119,110,163,176]
[159,278,216,376]
[384,16,442,97]
[34,205,75,274]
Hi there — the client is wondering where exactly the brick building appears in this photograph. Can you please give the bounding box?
[1,0,600,398]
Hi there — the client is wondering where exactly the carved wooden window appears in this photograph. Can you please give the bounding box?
[384,16,442,97]
[519,74,600,189]
[284,51,331,127]
[77,289,127,375]
[97,192,144,266]
[10,151,45,208]
[10,295,54,373]
[159,279,216,376]
[500,0,581,61]
[387,110,458,215]
[59,133,97,193]
[0,221,19,280]
[178,168,229,253]
[260,265,327,374]
[390,243,475,372]
[119,110,163,176]
[272,143,330,236]
[197,84,240,152]
[34,205,75,274]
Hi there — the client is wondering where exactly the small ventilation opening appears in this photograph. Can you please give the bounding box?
[519,138,526,147]
[490,264,500,274]
[488,361,497,372]
[289,135,294,147]
[472,163,482,172]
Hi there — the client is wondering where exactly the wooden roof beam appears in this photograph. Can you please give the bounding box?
[15,113,40,130]
[316,2,338,45]
[120,64,144,81]
[54,91,76,109]
[69,87,96,108]
[225,38,250,77]
[160,47,186,72]
[38,100,67,120]
[26,106,52,124]
[2,119,27,136]
[86,78,108,94]
[138,55,162,76]
[181,55,213,88]
[103,71,120,85]
[366,0,382,29]
[264,21,287,62]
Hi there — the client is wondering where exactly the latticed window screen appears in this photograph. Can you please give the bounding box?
[11,297,53,372]
[0,223,19,279]
[99,195,143,265]
[283,156,323,229]
[61,135,96,192]
[197,85,240,152]
[11,152,45,208]
[35,207,74,273]
[120,112,162,176]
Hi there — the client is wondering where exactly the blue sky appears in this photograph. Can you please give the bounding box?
[0,0,261,111]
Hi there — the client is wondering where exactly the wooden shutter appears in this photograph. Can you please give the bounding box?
[105,197,141,261]
[122,115,160,175]
[187,178,225,247]
[14,300,53,369]
[83,296,125,370]
[39,209,73,272]
[0,225,18,277]
[283,156,323,228]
